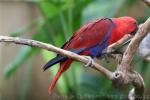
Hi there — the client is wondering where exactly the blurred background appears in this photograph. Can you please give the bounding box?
[0,0,150,100]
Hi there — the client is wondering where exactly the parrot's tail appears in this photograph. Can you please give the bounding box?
[43,48,86,71]
[48,60,72,94]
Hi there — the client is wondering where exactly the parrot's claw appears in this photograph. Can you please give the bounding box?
[103,47,116,54]
[83,56,94,67]
[103,54,110,63]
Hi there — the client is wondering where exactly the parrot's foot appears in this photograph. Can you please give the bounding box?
[83,56,94,67]
[102,46,116,54]
[103,54,110,63]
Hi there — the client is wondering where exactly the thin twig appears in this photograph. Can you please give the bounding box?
[103,34,132,54]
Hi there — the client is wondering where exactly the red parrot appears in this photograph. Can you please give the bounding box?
[43,17,138,93]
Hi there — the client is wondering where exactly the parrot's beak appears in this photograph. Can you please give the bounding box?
[131,27,138,35]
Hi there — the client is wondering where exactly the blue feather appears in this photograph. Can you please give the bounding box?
[89,18,115,58]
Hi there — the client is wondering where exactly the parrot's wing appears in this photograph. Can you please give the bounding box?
[44,18,115,70]
[43,48,86,71]
[61,18,115,50]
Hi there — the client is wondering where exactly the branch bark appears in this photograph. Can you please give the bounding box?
[112,17,150,100]
[119,17,150,71]
[0,36,113,79]
[142,0,150,7]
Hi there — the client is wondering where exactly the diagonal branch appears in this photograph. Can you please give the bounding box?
[0,36,113,79]
[119,17,150,71]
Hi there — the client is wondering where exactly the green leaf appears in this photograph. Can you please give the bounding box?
[77,71,111,95]
[39,1,58,18]
[10,18,44,37]
[3,46,34,78]
[21,57,33,100]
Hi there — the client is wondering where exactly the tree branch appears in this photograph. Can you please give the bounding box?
[119,17,150,70]
[112,17,150,100]
[0,36,113,79]
[142,0,150,7]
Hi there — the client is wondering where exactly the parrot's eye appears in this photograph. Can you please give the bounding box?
[132,22,137,26]
[131,26,138,35]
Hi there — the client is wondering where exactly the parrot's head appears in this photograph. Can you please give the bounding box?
[112,16,138,35]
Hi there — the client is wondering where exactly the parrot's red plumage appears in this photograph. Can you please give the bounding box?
[43,17,138,93]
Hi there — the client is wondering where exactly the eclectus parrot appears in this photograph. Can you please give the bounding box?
[43,17,138,93]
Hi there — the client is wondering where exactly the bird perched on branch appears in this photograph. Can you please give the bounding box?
[43,16,138,93]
